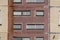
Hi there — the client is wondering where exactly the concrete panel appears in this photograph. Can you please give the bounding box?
[0,0,8,5]
[50,0,60,6]
[50,34,60,40]
[50,7,60,32]
[0,6,8,32]
[0,32,8,40]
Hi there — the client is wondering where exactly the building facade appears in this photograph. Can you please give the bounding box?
[0,0,8,40]
[50,0,60,40]
[8,0,49,40]
[1,0,60,40]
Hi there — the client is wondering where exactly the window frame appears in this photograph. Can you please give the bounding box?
[13,37,30,40]
[13,24,22,30]
[36,10,44,16]
[0,24,2,25]
[26,0,45,4]
[0,10,2,25]
[58,11,60,26]
[13,0,22,4]
[26,24,44,30]
[13,10,22,16]
[13,10,31,16]
[36,37,44,40]
[22,10,31,16]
